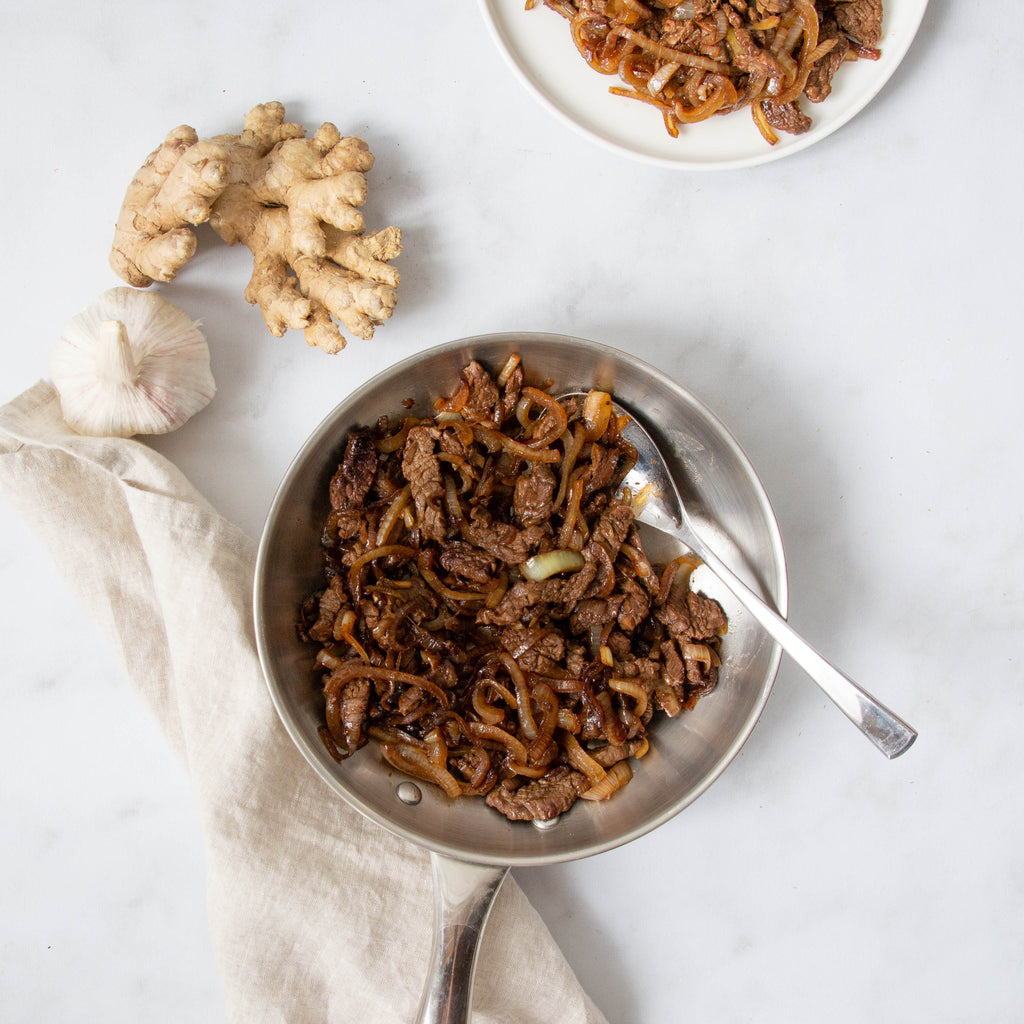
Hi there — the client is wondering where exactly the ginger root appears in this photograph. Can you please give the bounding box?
[109,102,401,354]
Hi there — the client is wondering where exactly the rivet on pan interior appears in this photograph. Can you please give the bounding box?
[532,814,560,830]
[396,781,422,805]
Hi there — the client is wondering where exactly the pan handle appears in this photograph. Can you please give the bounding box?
[415,853,510,1024]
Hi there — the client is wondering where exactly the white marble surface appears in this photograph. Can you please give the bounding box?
[2,2,1021,1022]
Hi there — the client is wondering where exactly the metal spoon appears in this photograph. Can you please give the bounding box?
[561,392,917,759]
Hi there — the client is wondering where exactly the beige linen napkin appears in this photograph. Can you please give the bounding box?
[0,381,608,1024]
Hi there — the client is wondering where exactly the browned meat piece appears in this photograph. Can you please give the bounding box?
[485,766,590,821]
[475,579,541,626]
[463,514,549,565]
[402,426,447,543]
[590,737,647,768]
[577,502,634,600]
[613,653,660,698]
[616,576,650,632]
[582,442,626,500]
[513,462,556,527]
[687,590,727,639]
[439,541,498,584]
[329,428,378,511]
[500,625,566,672]
[461,360,501,425]
[806,9,851,102]
[623,526,660,593]
[438,424,473,461]
[589,501,634,561]
[570,596,624,633]
[304,576,346,643]
[325,507,366,544]
[686,656,719,697]
[730,27,784,78]
[477,551,601,625]
[835,0,883,48]
[662,639,686,687]
[761,100,812,136]
[499,360,524,423]
[325,673,371,755]
[655,15,701,52]
[657,586,727,642]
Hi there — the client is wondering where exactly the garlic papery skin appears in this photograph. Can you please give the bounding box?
[51,287,216,437]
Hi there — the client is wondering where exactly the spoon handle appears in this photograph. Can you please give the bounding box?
[687,532,917,759]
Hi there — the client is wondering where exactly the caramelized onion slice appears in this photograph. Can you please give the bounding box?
[582,389,613,439]
[562,730,607,786]
[609,676,650,719]
[380,742,463,799]
[580,759,633,801]
[465,721,530,766]
[682,642,720,667]
[521,548,587,581]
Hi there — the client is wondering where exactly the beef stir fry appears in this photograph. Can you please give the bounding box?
[529,0,884,145]
[299,357,727,821]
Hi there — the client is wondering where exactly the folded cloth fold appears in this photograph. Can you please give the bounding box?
[0,382,607,1024]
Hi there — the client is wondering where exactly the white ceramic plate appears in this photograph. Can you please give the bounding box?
[480,0,929,170]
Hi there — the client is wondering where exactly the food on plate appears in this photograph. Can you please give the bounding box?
[50,287,214,437]
[528,0,883,144]
[298,357,728,821]
[109,101,401,355]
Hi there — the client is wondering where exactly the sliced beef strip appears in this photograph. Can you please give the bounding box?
[485,765,590,821]
[325,673,372,756]
[656,587,727,642]
[325,507,367,545]
[806,8,851,102]
[474,579,542,627]
[500,360,524,424]
[687,590,728,639]
[590,502,634,561]
[402,426,447,544]
[570,596,624,634]
[461,360,502,425]
[657,14,702,51]
[616,578,651,632]
[438,541,498,585]
[476,555,599,625]
[499,624,567,670]
[761,100,812,136]
[661,639,687,688]
[304,575,347,643]
[513,462,557,527]
[581,443,626,500]
[462,514,549,565]
[590,736,647,768]
[730,26,785,78]
[438,423,473,461]
[579,502,635,600]
[835,0,883,48]
[330,428,378,511]
[686,656,719,697]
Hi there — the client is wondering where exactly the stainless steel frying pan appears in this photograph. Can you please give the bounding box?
[254,333,788,1022]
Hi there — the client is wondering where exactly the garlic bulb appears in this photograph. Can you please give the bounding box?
[51,287,216,437]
